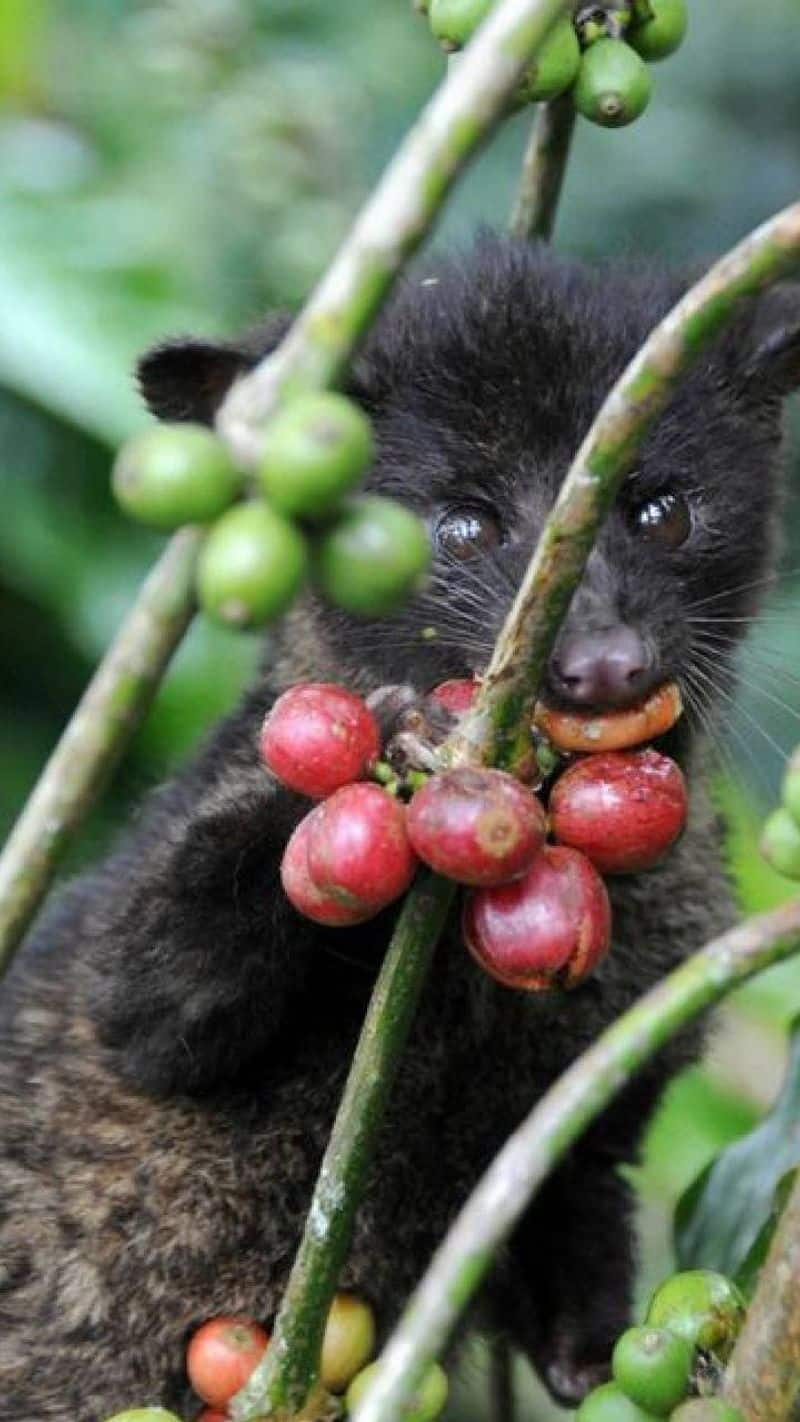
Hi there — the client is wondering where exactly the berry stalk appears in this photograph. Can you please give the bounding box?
[228,871,456,1421]
[508,90,577,242]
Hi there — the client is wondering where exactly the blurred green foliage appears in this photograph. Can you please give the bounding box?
[1,3,800,1417]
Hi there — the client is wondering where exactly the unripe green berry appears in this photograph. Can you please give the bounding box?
[612,1326,693,1415]
[645,1271,746,1361]
[428,0,491,50]
[314,496,430,617]
[197,501,308,628]
[259,393,374,521]
[628,0,688,61]
[576,1382,662,1421]
[320,1292,376,1394]
[671,1403,745,1422]
[346,1361,448,1421]
[574,39,652,127]
[761,807,800,880]
[102,1413,183,1422]
[515,16,581,104]
[781,747,800,828]
[112,424,240,529]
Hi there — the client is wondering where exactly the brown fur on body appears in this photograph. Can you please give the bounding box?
[1,237,799,1420]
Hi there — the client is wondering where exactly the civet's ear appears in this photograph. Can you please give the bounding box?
[137,315,292,425]
[739,282,800,399]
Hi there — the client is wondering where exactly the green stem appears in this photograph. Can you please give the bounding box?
[0,529,202,977]
[229,873,456,1421]
[216,0,577,469]
[447,200,800,775]
[489,1337,516,1422]
[350,898,800,1422]
[723,1169,800,1420]
[508,93,576,241]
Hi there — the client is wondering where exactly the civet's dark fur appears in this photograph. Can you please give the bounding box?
[1,238,799,1421]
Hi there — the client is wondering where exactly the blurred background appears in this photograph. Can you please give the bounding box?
[1,1,799,1416]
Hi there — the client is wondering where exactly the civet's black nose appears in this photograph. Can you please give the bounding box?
[549,626,654,708]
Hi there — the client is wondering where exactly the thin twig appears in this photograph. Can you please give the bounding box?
[489,1336,516,1422]
[508,93,576,241]
[216,0,577,469]
[0,529,202,975]
[350,899,800,1422]
[723,1168,800,1421]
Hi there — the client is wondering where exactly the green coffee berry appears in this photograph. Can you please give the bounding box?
[112,424,240,530]
[781,747,800,828]
[314,496,430,617]
[671,1403,745,1422]
[761,807,800,880]
[515,16,581,104]
[197,501,308,628]
[346,1361,448,1421]
[628,0,688,61]
[574,39,652,127]
[428,0,491,50]
[576,1381,662,1422]
[611,1326,693,1415]
[645,1271,746,1361]
[259,392,374,521]
[102,1413,183,1422]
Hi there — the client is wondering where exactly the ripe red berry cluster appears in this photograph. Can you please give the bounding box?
[261,678,688,992]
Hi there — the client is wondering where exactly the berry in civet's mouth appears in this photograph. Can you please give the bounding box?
[533,681,683,754]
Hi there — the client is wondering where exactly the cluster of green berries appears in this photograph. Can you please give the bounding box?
[761,745,800,880]
[421,0,688,128]
[577,1270,747,1421]
[112,394,430,629]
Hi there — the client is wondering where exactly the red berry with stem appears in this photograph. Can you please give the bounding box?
[307,783,417,910]
[463,845,612,990]
[429,679,478,714]
[281,812,377,926]
[550,749,688,874]
[186,1317,269,1408]
[406,767,546,887]
[260,683,381,800]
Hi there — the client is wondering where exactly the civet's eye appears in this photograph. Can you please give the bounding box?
[435,505,503,561]
[629,492,692,549]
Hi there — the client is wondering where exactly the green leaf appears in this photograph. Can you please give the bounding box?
[735,1170,797,1299]
[675,1020,800,1282]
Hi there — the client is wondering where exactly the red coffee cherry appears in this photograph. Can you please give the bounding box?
[260,683,381,800]
[280,812,377,926]
[429,679,478,714]
[407,767,546,887]
[186,1317,269,1408]
[307,783,417,910]
[550,749,688,874]
[463,845,612,990]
